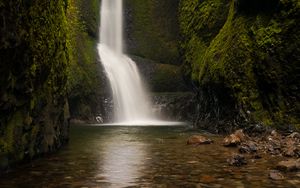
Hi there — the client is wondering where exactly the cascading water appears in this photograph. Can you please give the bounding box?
[98,0,154,124]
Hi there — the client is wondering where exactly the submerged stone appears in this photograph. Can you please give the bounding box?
[277,159,300,172]
[227,154,247,166]
[238,141,257,153]
[187,135,213,145]
[269,170,284,180]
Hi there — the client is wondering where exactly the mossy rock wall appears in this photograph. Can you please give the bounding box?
[66,0,105,122]
[0,0,70,169]
[123,0,190,92]
[124,0,181,65]
[179,0,300,131]
[131,56,189,92]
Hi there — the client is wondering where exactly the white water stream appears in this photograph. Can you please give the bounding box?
[98,0,156,124]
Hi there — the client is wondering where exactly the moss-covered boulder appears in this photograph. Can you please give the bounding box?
[179,0,300,131]
[0,0,70,169]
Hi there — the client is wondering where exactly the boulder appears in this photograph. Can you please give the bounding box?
[238,141,257,153]
[187,135,213,145]
[227,154,247,166]
[287,132,300,139]
[282,138,299,157]
[223,129,245,147]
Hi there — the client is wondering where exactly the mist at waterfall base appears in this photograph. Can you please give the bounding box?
[97,0,182,126]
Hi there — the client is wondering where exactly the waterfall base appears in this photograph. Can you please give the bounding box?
[96,120,186,126]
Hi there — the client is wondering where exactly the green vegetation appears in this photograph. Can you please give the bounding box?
[66,0,102,121]
[0,0,70,168]
[179,0,300,129]
[151,63,187,92]
[0,0,101,169]
[124,0,181,65]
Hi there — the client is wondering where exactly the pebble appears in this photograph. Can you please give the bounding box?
[269,170,285,180]
[200,175,216,183]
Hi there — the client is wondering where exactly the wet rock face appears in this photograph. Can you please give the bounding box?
[124,0,181,65]
[0,0,69,170]
[132,56,189,92]
[179,0,300,130]
[152,92,196,122]
[67,0,103,123]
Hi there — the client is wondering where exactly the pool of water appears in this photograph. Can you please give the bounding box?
[0,125,299,187]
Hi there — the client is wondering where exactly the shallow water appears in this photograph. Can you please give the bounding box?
[0,125,299,188]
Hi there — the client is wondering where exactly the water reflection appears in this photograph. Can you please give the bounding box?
[98,132,147,187]
[0,125,298,188]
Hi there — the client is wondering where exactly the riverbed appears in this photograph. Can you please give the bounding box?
[0,125,299,187]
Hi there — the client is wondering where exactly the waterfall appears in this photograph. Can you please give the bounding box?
[97,0,154,123]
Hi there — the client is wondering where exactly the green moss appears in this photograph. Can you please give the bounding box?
[179,0,230,80]
[125,0,180,64]
[66,0,102,120]
[0,0,70,167]
[179,0,300,129]
[5,111,24,161]
[151,64,187,92]
[29,125,40,157]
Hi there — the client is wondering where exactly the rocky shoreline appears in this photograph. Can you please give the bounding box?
[188,128,300,181]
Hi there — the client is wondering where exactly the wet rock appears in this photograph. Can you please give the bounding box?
[287,132,300,139]
[227,154,247,166]
[223,134,241,147]
[269,170,284,180]
[187,135,213,145]
[222,128,300,159]
[244,124,267,136]
[223,130,245,147]
[277,159,300,172]
[238,145,250,153]
[271,130,280,137]
[253,154,262,159]
[282,138,299,157]
[266,138,281,155]
[238,141,257,153]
